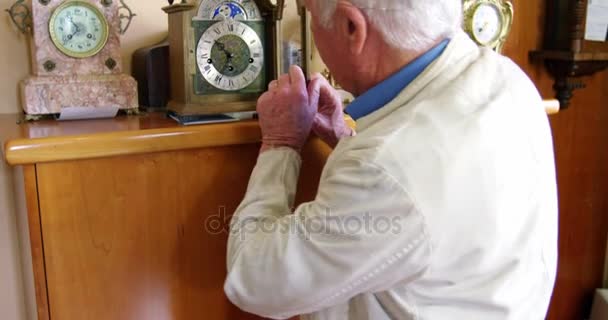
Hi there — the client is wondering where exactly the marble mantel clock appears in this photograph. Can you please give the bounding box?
[163,0,285,115]
[6,0,138,120]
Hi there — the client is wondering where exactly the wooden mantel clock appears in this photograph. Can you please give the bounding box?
[163,0,285,115]
[6,0,138,120]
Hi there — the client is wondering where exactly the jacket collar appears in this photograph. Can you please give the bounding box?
[353,31,480,132]
[345,40,450,121]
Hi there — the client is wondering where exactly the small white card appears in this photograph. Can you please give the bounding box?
[57,106,120,121]
[585,0,608,42]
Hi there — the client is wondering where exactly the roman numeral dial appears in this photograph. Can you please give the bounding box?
[196,20,264,91]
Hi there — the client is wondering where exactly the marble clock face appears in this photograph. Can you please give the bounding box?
[196,19,264,91]
[472,3,503,45]
[49,1,109,58]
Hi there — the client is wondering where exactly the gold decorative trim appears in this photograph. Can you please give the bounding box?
[5,0,33,34]
[117,0,136,35]
[48,0,110,59]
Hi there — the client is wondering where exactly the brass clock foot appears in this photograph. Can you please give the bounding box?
[24,114,44,122]
[125,109,140,116]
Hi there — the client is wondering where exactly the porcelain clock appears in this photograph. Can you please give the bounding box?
[463,0,513,53]
[163,0,284,115]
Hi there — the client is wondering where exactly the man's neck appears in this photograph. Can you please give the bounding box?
[352,38,444,96]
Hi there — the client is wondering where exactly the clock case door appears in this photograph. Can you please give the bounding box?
[164,0,284,115]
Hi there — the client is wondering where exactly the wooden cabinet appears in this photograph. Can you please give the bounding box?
[1,114,330,320]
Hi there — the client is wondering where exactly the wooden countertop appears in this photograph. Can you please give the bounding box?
[1,113,262,165]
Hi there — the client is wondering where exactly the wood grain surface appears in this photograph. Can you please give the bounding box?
[34,140,329,319]
[23,165,50,320]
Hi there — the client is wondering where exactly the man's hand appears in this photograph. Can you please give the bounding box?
[308,73,354,148]
[257,66,319,153]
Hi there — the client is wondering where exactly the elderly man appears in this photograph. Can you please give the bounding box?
[224,0,558,319]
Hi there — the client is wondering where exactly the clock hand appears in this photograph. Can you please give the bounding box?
[71,25,80,37]
[216,41,226,51]
[222,55,235,73]
[65,16,80,41]
[65,27,79,42]
[215,40,237,73]
[67,16,79,31]
[215,41,234,73]
[215,41,234,59]
[479,21,489,33]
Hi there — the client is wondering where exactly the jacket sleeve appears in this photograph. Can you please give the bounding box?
[224,147,431,319]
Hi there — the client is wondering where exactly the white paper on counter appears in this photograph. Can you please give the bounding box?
[57,106,120,121]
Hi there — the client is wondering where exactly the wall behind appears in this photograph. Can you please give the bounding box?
[1,2,37,319]
[503,1,608,319]
[0,156,24,320]
[0,0,29,114]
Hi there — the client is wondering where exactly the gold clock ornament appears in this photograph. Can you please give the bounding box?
[463,0,513,53]
[163,0,285,115]
[6,0,138,120]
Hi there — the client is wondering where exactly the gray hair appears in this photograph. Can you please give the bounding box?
[314,0,462,51]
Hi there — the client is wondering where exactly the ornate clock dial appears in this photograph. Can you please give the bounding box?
[49,1,109,58]
[472,3,502,46]
[196,20,264,91]
[197,0,262,21]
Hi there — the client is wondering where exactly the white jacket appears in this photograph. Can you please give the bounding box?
[224,32,558,320]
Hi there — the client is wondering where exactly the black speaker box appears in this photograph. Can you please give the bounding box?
[132,40,170,110]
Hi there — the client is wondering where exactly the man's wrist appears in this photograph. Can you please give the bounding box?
[260,143,301,154]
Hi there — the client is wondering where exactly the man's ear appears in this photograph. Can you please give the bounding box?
[335,2,368,55]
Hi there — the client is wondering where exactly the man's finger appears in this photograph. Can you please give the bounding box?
[256,91,271,113]
[309,73,333,96]
[268,80,278,90]
[307,77,322,110]
[312,76,337,102]
[277,74,290,88]
[309,72,323,82]
[289,65,307,91]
